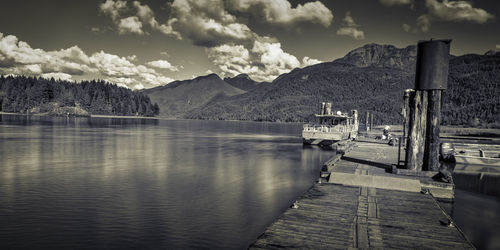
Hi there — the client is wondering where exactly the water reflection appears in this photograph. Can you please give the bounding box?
[0,115,332,249]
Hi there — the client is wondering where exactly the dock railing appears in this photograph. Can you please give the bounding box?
[303,124,355,133]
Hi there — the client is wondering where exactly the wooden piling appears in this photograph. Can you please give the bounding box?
[405,39,451,171]
[424,90,442,171]
[405,90,427,170]
[365,112,370,132]
[370,113,374,130]
[402,89,414,166]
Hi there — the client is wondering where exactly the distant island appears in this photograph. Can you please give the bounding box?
[1,43,499,128]
[0,75,159,117]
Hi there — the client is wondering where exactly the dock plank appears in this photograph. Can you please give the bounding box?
[249,141,473,249]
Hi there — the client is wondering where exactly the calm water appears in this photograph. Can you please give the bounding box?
[1,115,499,249]
[0,115,333,249]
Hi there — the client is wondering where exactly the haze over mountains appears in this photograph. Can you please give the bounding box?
[143,43,499,127]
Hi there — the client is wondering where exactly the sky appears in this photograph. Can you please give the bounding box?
[0,0,499,89]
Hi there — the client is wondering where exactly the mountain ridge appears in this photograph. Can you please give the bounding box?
[144,43,499,127]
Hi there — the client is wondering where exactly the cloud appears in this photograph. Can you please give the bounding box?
[164,0,257,47]
[0,33,91,76]
[99,0,334,47]
[402,23,412,32]
[416,14,431,32]
[425,0,494,23]
[302,56,322,66]
[91,27,101,33]
[496,44,500,50]
[336,12,365,40]
[40,72,73,81]
[337,28,365,40]
[97,1,331,82]
[99,0,128,21]
[118,16,144,35]
[207,41,319,81]
[147,60,180,71]
[0,32,174,90]
[227,0,333,27]
[379,0,412,6]
[402,0,495,33]
[132,1,181,38]
[206,44,259,78]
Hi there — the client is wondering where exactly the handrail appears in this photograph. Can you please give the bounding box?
[303,124,357,133]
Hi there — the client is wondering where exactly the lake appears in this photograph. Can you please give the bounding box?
[0,115,332,249]
[0,114,498,249]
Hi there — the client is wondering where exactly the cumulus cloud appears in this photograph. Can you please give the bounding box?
[398,0,495,33]
[99,0,127,21]
[302,56,322,66]
[0,33,91,76]
[227,0,333,27]
[99,0,334,46]
[416,14,431,32]
[206,44,259,78]
[132,1,181,38]
[207,41,320,81]
[118,16,144,35]
[97,0,333,82]
[425,0,494,23]
[337,27,365,40]
[162,0,257,47]
[402,23,412,32]
[336,12,365,40]
[41,72,73,81]
[0,32,175,90]
[379,0,412,6]
[147,60,180,71]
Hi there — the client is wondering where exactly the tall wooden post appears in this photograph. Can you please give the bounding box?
[405,90,427,170]
[424,90,442,171]
[365,112,370,131]
[401,89,414,166]
[370,114,374,130]
[405,39,451,171]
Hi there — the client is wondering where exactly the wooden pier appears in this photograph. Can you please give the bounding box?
[249,140,473,249]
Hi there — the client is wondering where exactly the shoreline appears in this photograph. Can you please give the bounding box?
[1,111,499,137]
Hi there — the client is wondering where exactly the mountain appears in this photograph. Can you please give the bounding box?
[334,43,417,70]
[185,44,499,127]
[186,61,414,123]
[223,73,262,91]
[142,73,245,117]
[144,43,499,127]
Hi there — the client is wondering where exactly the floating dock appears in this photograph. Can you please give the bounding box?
[249,140,473,249]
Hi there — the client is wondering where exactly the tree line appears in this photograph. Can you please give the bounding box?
[0,75,159,116]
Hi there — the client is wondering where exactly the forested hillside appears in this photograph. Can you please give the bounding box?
[184,45,499,128]
[142,74,245,117]
[442,53,500,126]
[0,75,159,116]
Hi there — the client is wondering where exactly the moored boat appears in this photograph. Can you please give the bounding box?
[302,102,358,146]
[453,154,500,167]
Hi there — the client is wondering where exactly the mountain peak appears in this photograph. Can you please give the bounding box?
[335,43,417,70]
[224,73,259,91]
[196,73,221,81]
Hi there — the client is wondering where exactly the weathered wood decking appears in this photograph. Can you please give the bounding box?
[250,140,473,249]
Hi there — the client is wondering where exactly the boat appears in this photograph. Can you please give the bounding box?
[453,154,500,167]
[454,147,500,167]
[441,142,500,167]
[302,102,358,146]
